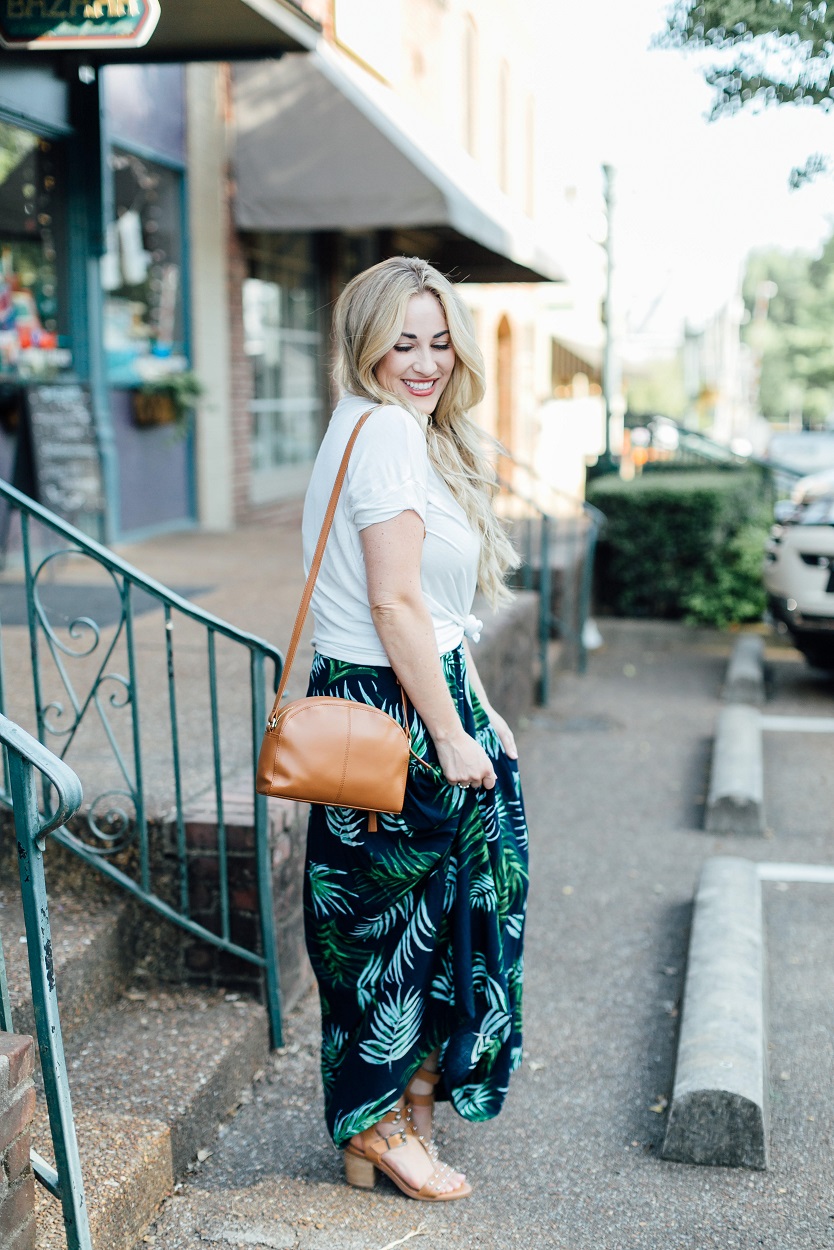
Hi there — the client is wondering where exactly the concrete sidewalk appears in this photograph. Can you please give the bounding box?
[140,619,834,1250]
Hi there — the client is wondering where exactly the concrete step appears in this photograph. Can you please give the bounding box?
[33,985,269,1250]
[0,869,135,1044]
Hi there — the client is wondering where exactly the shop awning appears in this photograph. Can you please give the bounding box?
[232,45,565,284]
[52,0,319,64]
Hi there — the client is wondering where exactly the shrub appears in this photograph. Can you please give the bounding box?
[586,470,769,626]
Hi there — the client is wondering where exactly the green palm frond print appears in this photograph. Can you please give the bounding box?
[451,1081,505,1121]
[407,718,431,762]
[356,842,442,905]
[324,805,366,847]
[352,896,414,941]
[476,718,502,756]
[495,840,529,920]
[381,896,436,987]
[355,679,405,725]
[444,854,458,909]
[456,802,491,872]
[333,1088,399,1144]
[321,1024,350,1093]
[441,648,459,686]
[315,918,367,988]
[430,949,455,1005]
[377,810,415,836]
[308,863,356,917]
[359,987,424,1068]
[471,691,491,733]
[303,644,529,1146]
[470,870,498,911]
[505,911,525,940]
[326,659,379,686]
[356,953,384,1010]
[470,1004,512,1065]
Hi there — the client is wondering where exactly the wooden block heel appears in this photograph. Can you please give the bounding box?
[344,1150,377,1189]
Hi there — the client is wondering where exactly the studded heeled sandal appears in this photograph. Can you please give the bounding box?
[404,1064,441,1122]
[344,1101,471,1202]
[403,1067,466,1191]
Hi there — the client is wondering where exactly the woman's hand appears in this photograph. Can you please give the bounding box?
[484,708,518,760]
[435,729,497,790]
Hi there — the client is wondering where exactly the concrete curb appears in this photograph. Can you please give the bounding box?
[722,635,765,707]
[705,705,765,836]
[662,856,768,1169]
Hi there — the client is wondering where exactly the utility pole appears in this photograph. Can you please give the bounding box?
[597,162,618,475]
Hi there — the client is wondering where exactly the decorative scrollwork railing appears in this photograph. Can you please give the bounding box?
[0,479,285,1046]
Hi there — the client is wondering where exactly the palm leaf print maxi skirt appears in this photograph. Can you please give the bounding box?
[303,644,529,1147]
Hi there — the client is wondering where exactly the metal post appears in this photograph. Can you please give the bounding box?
[4,720,92,1250]
[251,651,283,1047]
[577,512,602,675]
[596,163,619,478]
[539,514,552,706]
[0,927,12,1032]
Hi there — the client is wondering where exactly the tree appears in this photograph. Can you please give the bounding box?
[626,356,688,421]
[743,226,834,426]
[658,3,834,119]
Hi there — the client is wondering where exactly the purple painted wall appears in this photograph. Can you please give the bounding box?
[110,390,193,535]
[102,64,186,163]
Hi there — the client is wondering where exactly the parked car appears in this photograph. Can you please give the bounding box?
[764,467,834,668]
[767,430,834,498]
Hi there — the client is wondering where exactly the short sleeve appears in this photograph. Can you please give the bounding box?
[345,405,429,530]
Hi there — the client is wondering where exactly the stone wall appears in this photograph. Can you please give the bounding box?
[471,589,539,728]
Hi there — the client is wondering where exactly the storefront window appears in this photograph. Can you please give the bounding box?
[243,234,324,503]
[103,148,186,386]
[0,120,69,377]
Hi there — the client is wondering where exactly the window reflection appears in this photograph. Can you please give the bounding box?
[243,235,323,500]
[103,148,186,386]
[0,121,69,377]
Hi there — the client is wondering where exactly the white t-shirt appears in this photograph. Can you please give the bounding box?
[301,393,481,665]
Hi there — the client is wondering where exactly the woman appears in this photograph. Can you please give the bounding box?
[301,256,529,1202]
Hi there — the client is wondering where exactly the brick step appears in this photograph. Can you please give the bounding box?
[33,985,269,1250]
[0,878,135,1045]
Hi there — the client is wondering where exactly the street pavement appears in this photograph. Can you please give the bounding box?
[140,617,834,1250]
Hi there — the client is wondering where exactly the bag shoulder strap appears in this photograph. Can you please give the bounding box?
[268,407,377,719]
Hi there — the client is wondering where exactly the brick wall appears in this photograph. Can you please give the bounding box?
[227,195,254,527]
[132,785,314,1014]
[226,199,311,532]
[0,1033,36,1250]
[178,786,312,1009]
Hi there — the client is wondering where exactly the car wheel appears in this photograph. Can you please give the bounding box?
[795,637,834,671]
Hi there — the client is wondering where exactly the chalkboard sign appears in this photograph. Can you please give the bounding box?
[24,383,105,524]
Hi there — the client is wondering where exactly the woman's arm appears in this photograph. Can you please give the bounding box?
[360,510,496,790]
[462,641,518,760]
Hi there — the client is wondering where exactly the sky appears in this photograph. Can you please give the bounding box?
[536,0,834,349]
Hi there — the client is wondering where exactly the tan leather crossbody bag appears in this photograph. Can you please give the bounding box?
[256,407,427,831]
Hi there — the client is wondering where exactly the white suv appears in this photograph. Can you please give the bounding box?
[764,467,834,668]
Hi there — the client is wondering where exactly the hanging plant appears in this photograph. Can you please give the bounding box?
[132,370,203,433]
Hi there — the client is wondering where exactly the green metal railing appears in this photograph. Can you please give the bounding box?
[499,463,605,702]
[648,425,806,497]
[0,713,92,1250]
[0,480,286,1045]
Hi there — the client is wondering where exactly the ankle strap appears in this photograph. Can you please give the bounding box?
[410,1066,440,1086]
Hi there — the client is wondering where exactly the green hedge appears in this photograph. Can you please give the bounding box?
[586,470,769,627]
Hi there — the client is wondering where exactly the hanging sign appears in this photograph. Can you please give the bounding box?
[0,0,161,51]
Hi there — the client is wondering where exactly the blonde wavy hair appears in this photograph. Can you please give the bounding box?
[333,256,518,606]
